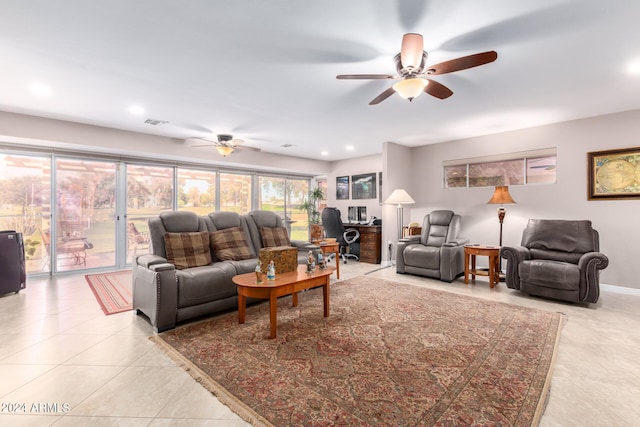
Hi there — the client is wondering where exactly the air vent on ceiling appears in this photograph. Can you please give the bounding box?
[281,144,295,148]
[144,118,168,126]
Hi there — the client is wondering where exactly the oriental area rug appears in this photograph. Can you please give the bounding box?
[151,276,562,427]
[85,270,133,315]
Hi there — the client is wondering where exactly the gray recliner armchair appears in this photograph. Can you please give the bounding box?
[500,219,608,303]
[396,210,468,282]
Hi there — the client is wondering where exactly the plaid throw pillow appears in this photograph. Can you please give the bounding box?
[164,231,212,270]
[210,227,253,261]
[260,227,291,247]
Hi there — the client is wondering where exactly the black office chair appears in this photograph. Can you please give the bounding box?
[321,207,359,264]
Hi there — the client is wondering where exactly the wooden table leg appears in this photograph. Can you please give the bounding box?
[334,248,340,279]
[323,277,330,317]
[471,254,477,282]
[238,294,246,324]
[269,291,277,339]
[488,254,495,288]
[464,251,470,284]
[292,291,298,307]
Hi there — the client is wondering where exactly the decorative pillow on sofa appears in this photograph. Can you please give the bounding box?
[164,231,212,270]
[260,226,291,247]
[210,227,253,261]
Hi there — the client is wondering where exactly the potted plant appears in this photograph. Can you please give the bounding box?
[299,186,325,241]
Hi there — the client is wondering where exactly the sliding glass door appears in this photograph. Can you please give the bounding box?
[126,164,174,260]
[0,154,51,274]
[54,158,117,272]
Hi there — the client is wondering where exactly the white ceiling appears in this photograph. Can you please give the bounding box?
[2,0,640,161]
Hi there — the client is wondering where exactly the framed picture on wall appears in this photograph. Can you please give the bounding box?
[352,172,377,199]
[588,147,640,200]
[336,176,349,199]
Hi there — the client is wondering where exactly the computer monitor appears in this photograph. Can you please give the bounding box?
[357,206,367,222]
[348,206,357,222]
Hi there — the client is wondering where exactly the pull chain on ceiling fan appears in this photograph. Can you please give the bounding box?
[337,33,497,105]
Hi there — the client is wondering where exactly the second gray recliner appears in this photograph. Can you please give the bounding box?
[396,210,468,282]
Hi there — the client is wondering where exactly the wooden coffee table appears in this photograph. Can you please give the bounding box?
[232,265,334,339]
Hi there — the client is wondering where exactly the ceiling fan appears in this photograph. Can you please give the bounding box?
[337,33,497,105]
[190,134,261,157]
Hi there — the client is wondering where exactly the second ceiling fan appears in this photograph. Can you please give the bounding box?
[337,33,497,105]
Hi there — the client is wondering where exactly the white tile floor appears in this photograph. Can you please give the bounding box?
[1,263,639,426]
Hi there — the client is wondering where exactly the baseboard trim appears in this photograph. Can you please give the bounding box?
[600,283,640,296]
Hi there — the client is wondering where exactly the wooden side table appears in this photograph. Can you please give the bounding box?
[318,242,340,278]
[464,244,500,288]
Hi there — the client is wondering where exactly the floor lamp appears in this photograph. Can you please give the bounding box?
[487,185,516,277]
[385,189,415,241]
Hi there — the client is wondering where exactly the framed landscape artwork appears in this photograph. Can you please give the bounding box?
[352,172,377,199]
[336,176,349,200]
[588,146,640,200]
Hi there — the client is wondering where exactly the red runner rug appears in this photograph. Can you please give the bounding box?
[85,270,133,315]
[152,276,562,426]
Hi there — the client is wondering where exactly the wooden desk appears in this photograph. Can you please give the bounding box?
[464,244,500,288]
[344,224,382,264]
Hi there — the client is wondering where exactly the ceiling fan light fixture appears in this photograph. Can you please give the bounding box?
[393,78,428,101]
[216,145,234,157]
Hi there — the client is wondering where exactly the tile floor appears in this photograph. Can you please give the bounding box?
[1,262,639,426]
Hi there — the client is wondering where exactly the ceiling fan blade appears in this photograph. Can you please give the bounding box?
[337,74,396,80]
[235,145,261,152]
[369,87,396,105]
[427,51,498,75]
[191,144,217,148]
[400,33,423,70]
[424,79,453,99]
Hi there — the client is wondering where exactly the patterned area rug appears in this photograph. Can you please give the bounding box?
[152,276,562,426]
[85,270,133,315]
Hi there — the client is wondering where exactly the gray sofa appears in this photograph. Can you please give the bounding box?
[396,210,469,282]
[133,210,317,332]
[500,219,609,303]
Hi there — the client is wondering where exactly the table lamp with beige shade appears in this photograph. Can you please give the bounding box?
[385,189,415,240]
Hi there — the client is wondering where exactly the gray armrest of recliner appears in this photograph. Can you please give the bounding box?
[499,245,531,290]
[578,251,609,302]
[132,254,178,333]
[439,244,466,282]
[443,237,469,247]
[136,253,169,268]
[396,236,421,273]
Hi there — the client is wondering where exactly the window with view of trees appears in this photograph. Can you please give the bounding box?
[177,168,217,214]
[220,173,252,214]
[0,149,312,275]
[258,176,309,240]
[444,149,557,188]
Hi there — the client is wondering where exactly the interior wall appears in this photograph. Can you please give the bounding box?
[382,142,413,263]
[327,153,383,222]
[407,109,640,289]
[0,111,331,176]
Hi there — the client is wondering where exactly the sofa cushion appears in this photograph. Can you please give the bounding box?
[175,263,237,308]
[164,231,212,269]
[210,227,253,261]
[260,226,291,247]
